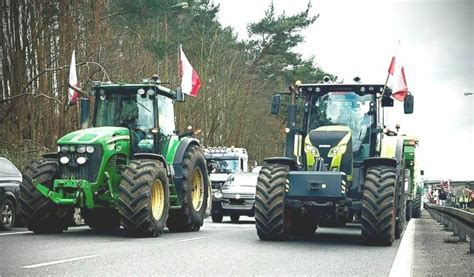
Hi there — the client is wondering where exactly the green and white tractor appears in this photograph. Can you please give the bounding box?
[401,136,423,220]
[256,79,415,245]
[19,77,210,237]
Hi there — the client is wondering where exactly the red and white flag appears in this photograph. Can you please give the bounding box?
[67,51,79,106]
[387,56,396,75]
[179,45,201,97]
[392,66,408,101]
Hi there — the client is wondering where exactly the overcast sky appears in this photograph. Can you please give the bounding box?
[214,0,473,181]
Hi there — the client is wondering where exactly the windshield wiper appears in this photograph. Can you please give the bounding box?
[137,100,151,112]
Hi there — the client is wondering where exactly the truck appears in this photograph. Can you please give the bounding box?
[19,76,210,237]
[256,79,415,245]
[204,147,248,190]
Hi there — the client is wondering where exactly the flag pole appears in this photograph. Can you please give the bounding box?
[380,40,400,127]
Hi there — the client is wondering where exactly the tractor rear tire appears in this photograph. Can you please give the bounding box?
[395,194,406,239]
[167,146,209,232]
[406,200,413,222]
[19,159,69,234]
[361,166,396,246]
[83,208,120,232]
[118,160,170,237]
[230,214,240,223]
[412,194,422,218]
[255,165,290,241]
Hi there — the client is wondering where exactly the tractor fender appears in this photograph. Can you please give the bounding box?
[362,157,397,175]
[133,153,168,172]
[263,157,298,171]
[42,152,58,160]
[172,137,200,197]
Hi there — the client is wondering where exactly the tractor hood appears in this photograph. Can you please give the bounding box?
[57,127,130,145]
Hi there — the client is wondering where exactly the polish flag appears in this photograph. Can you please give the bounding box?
[67,51,79,106]
[392,66,408,101]
[180,45,201,97]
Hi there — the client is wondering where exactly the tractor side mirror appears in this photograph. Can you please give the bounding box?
[420,169,424,176]
[404,93,414,114]
[176,88,185,102]
[271,94,281,115]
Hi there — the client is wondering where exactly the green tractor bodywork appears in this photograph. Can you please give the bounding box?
[256,82,415,245]
[20,80,210,237]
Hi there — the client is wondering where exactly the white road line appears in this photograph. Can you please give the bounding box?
[0,226,90,237]
[389,219,416,277]
[176,236,206,242]
[22,255,99,269]
[0,231,31,236]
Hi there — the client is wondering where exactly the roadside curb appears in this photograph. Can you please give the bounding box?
[389,219,416,277]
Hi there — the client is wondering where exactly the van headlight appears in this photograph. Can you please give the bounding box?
[214,191,223,199]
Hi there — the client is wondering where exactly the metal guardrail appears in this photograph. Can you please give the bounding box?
[425,203,474,253]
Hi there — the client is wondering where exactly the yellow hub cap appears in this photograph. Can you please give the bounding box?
[151,179,165,220]
[191,168,204,211]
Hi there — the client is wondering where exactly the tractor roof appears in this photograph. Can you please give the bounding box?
[92,81,177,99]
[297,83,385,96]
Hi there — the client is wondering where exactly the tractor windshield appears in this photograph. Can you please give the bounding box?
[94,91,154,131]
[308,92,374,154]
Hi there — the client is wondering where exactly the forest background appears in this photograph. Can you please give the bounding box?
[0,0,333,169]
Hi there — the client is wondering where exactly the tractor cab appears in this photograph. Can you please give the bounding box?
[91,81,179,155]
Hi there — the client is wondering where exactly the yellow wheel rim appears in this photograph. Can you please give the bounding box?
[151,179,165,220]
[191,168,204,211]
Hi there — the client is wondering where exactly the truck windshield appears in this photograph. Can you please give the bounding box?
[207,159,238,174]
[308,92,374,152]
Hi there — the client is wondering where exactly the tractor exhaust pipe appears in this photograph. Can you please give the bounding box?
[80,97,89,129]
[284,84,298,159]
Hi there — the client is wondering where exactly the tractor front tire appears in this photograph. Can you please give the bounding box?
[361,166,396,246]
[19,159,69,234]
[118,160,170,237]
[395,194,406,239]
[412,194,422,218]
[406,200,413,222]
[167,146,209,232]
[255,165,290,241]
[83,208,120,232]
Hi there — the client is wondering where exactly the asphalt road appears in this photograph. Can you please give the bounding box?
[0,217,400,276]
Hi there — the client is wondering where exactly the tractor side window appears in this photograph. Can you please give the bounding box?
[157,95,175,136]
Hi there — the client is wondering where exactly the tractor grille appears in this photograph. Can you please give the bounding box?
[59,146,102,182]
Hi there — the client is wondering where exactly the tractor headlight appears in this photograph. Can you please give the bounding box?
[305,143,320,157]
[327,144,348,158]
[69,145,76,152]
[77,157,87,165]
[86,146,95,153]
[76,145,86,154]
[60,156,70,164]
[60,146,69,153]
[214,191,223,199]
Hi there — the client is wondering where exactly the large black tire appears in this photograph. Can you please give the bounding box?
[19,159,69,234]
[0,199,16,231]
[211,213,223,223]
[412,194,422,218]
[230,214,240,223]
[395,194,406,239]
[82,208,120,232]
[167,146,209,232]
[118,160,170,237]
[361,166,396,246]
[406,200,413,222]
[255,165,290,241]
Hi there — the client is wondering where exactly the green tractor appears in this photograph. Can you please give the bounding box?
[19,77,210,237]
[256,80,415,245]
[401,136,423,220]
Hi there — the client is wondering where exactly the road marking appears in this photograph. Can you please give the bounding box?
[0,226,90,237]
[389,219,416,277]
[22,255,99,269]
[0,231,31,236]
[176,236,206,242]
